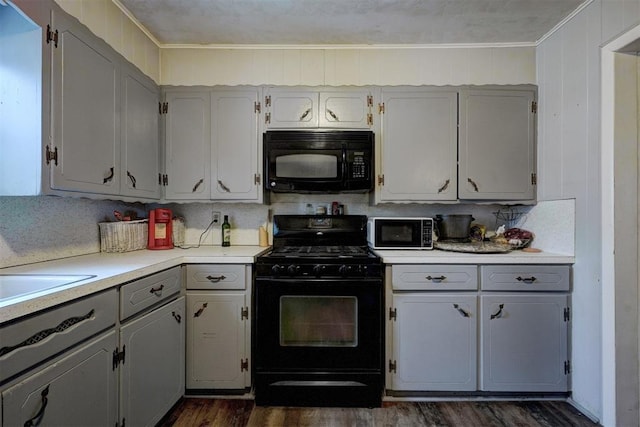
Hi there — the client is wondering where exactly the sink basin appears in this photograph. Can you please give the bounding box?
[0,274,96,302]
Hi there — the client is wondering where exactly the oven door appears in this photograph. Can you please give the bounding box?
[254,277,382,372]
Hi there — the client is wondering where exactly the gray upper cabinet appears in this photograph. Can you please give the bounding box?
[163,89,211,200]
[458,87,536,201]
[211,89,262,201]
[377,87,458,202]
[50,8,120,196]
[264,87,373,129]
[120,63,161,200]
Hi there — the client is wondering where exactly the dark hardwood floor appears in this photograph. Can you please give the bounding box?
[158,398,600,427]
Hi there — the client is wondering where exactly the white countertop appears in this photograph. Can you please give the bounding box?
[0,246,270,324]
[0,246,573,324]
[373,249,574,265]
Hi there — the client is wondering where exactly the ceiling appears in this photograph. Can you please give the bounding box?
[118,0,587,46]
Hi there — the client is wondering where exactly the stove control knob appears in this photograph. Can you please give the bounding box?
[287,265,300,276]
[339,265,352,276]
[313,265,326,277]
[271,264,284,275]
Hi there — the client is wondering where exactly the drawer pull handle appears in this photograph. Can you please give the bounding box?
[490,304,505,320]
[172,311,182,323]
[24,384,50,427]
[426,275,446,283]
[149,284,164,294]
[206,275,227,283]
[194,303,208,318]
[453,304,470,318]
[516,276,537,283]
[0,310,94,358]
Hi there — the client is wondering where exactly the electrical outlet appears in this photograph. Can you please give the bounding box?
[212,211,221,226]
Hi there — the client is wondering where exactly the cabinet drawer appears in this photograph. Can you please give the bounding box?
[392,265,478,290]
[480,265,570,291]
[186,264,247,290]
[120,267,182,320]
[0,289,117,384]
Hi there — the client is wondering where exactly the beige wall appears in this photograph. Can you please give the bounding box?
[160,46,536,86]
[54,0,160,83]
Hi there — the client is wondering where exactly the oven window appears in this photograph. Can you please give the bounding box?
[280,296,357,347]
[275,154,338,178]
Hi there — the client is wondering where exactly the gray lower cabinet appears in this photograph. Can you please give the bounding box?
[185,264,251,391]
[388,264,571,394]
[119,296,185,427]
[2,331,118,427]
[390,293,477,391]
[479,265,571,392]
[117,266,184,427]
[480,293,569,392]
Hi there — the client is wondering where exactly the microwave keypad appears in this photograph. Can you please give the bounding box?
[352,156,366,179]
[422,221,433,246]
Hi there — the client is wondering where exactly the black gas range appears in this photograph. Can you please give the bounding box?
[254,215,383,407]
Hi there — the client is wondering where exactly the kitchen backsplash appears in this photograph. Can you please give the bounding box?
[0,195,574,268]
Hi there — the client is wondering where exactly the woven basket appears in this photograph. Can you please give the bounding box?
[99,220,148,253]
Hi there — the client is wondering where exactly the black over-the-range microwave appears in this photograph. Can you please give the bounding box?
[263,130,374,193]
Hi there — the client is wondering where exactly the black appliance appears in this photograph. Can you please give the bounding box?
[254,215,383,407]
[263,130,374,193]
[367,217,435,250]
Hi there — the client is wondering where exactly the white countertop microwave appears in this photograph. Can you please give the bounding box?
[367,217,434,250]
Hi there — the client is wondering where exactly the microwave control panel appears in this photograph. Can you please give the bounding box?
[422,219,434,248]
[347,151,369,180]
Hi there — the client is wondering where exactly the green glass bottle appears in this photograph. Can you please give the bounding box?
[221,215,231,247]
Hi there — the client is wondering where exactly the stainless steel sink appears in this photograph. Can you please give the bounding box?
[0,274,96,302]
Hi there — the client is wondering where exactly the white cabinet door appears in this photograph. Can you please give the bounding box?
[390,294,477,391]
[264,88,318,128]
[120,64,160,200]
[211,89,261,201]
[2,331,118,427]
[480,293,569,392]
[319,90,372,128]
[378,87,458,202]
[164,90,211,200]
[120,297,185,427]
[50,9,120,195]
[186,292,248,390]
[458,87,536,200]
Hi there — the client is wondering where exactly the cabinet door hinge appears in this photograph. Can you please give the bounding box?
[367,113,373,126]
[265,95,271,107]
[115,418,125,427]
[159,174,168,186]
[265,112,271,125]
[389,307,397,321]
[112,346,126,370]
[159,102,168,114]
[45,145,58,166]
[255,101,261,114]
[367,95,373,107]
[388,360,397,373]
[241,306,249,320]
[254,174,261,186]
[46,24,59,48]
[564,360,571,375]
[378,103,385,114]
[531,101,537,114]
[241,358,249,372]
[531,173,537,185]
[564,306,571,322]
[378,174,385,186]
